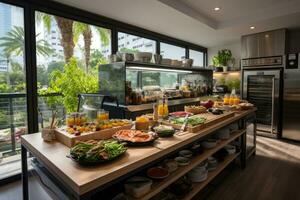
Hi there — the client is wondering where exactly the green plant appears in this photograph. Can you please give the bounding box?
[226,78,240,91]
[212,55,220,67]
[48,57,98,112]
[217,49,232,66]
[0,26,54,57]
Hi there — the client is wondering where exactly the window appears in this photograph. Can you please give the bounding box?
[118,32,156,53]
[189,49,204,67]
[35,11,111,128]
[0,2,27,180]
[160,42,185,60]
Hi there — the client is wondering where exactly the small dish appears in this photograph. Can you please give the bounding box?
[163,159,178,173]
[202,139,218,149]
[190,144,204,154]
[147,167,169,180]
[179,150,193,158]
[225,145,236,155]
[174,157,190,166]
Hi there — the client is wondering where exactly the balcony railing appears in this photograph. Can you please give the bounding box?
[0,93,65,157]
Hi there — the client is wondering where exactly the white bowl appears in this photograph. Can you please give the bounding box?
[179,150,193,158]
[174,157,190,166]
[202,139,218,149]
[225,145,236,155]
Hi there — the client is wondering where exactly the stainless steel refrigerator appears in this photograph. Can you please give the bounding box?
[282,53,300,141]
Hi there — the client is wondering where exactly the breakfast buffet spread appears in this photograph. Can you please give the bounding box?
[22,96,255,200]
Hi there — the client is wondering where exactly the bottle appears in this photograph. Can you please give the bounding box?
[223,94,230,105]
[153,103,158,122]
[158,95,169,119]
[229,94,236,105]
[234,95,240,105]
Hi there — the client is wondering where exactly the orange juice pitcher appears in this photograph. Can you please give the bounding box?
[158,96,169,119]
[223,94,230,105]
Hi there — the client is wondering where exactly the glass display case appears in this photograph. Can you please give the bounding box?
[99,61,213,106]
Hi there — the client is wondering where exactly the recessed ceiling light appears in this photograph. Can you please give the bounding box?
[250,26,255,30]
[213,7,221,11]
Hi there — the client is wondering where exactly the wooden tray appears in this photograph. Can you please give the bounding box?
[55,124,133,147]
[163,111,235,133]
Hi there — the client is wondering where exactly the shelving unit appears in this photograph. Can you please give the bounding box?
[131,129,245,200]
[182,152,240,200]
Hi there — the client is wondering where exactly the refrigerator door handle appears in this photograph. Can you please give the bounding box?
[271,77,275,134]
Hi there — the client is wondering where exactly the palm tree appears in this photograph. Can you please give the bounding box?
[36,12,110,72]
[36,12,74,63]
[0,26,54,57]
[73,22,110,72]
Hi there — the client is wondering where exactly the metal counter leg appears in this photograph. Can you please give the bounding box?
[240,132,247,169]
[21,145,29,200]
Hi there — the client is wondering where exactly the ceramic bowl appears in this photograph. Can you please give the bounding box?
[202,139,218,149]
[174,157,190,166]
[179,150,193,158]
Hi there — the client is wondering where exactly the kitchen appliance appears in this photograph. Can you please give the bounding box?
[242,58,283,136]
[241,29,286,137]
[282,53,300,141]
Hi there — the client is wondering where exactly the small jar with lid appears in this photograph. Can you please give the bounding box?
[97,109,109,122]
[135,115,150,130]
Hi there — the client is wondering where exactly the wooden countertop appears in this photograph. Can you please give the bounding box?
[21,108,256,196]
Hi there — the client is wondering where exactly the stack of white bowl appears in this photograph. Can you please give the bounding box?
[207,157,218,171]
[187,161,208,182]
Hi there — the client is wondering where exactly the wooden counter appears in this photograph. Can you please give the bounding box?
[21,108,256,198]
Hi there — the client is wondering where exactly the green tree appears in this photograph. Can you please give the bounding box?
[89,49,107,70]
[36,12,74,62]
[47,61,64,74]
[0,26,54,57]
[73,22,110,72]
[48,58,98,112]
[36,12,110,70]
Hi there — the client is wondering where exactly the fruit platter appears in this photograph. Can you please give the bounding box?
[69,139,127,166]
[113,130,158,146]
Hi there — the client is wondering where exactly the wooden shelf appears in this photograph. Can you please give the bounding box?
[213,71,240,75]
[182,152,240,200]
[133,129,245,200]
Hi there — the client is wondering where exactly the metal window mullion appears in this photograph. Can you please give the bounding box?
[24,4,39,134]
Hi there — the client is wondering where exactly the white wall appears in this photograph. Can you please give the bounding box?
[207,41,241,68]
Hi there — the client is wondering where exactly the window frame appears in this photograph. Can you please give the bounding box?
[0,0,207,136]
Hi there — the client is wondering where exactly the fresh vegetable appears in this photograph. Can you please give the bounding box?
[171,116,206,126]
[154,125,175,137]
[70,139,127,165]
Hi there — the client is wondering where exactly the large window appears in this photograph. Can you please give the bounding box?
[118,32,156,53]
[0,2,27,180]
[189,49,204,67]
[35,11,111,127]
[160,42,185,60]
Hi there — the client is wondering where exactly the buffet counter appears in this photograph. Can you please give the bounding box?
[21,109,256,200]
[104,96,220,119]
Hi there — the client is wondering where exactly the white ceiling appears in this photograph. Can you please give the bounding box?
[53,0,300,48]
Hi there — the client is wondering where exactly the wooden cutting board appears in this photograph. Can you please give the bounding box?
[55,124,133,147]
[163,111,235,133]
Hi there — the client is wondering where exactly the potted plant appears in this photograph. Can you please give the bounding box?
[216,49,233,72]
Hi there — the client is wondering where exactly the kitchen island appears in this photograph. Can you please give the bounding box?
[21,109,256,200]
